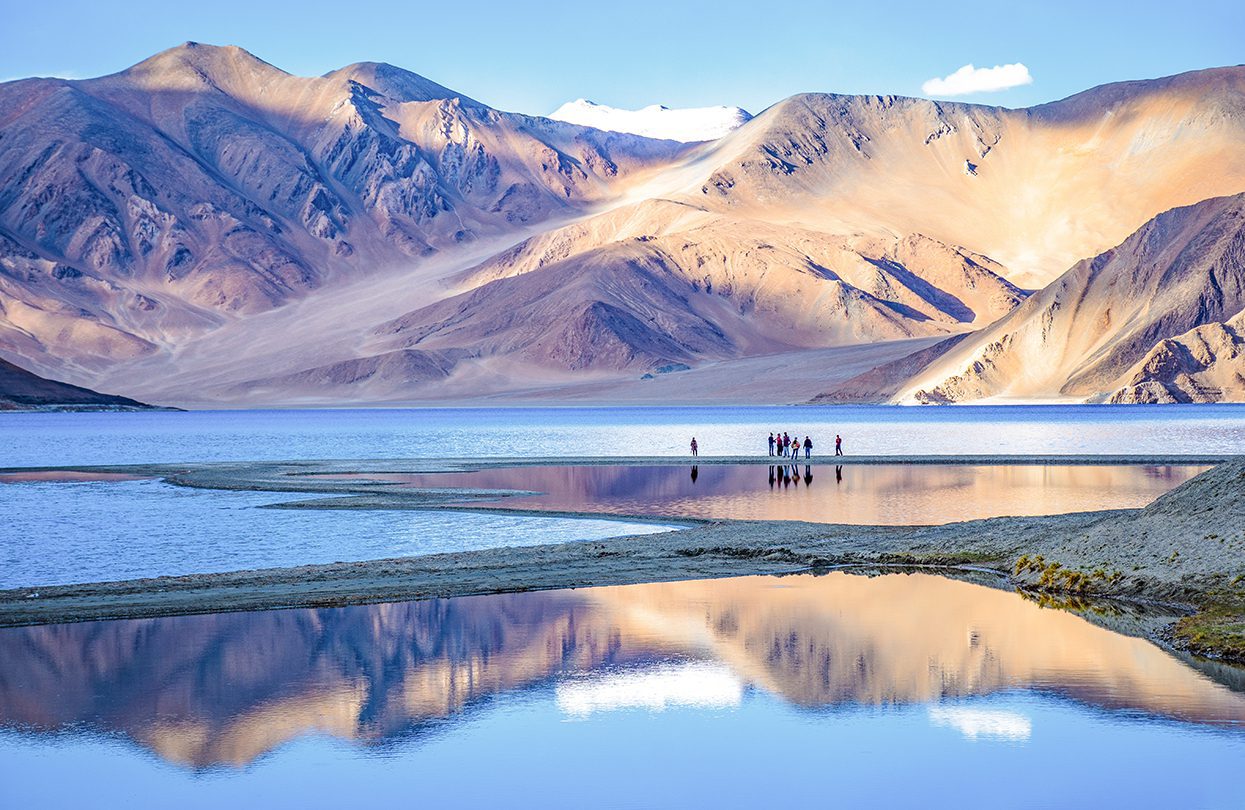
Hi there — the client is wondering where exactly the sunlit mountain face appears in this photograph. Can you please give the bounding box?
[2,571,1242,769]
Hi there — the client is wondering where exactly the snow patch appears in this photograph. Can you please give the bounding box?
[549,98,751,142]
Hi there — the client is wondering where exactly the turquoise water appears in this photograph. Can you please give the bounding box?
[4,405,1245,466]
[0,572,1241,808]
[0,479,671,588]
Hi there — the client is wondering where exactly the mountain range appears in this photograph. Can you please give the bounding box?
[1,43,1244,406]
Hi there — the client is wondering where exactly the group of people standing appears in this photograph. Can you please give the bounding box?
[769,432,811,458]
[767,432,842,458]
[687,432,845,457]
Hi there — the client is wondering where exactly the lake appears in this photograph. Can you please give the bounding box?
[0,571,1241,808]
[2,405,1238,588]
[4,407,1244,805]
[4,404,1245,467]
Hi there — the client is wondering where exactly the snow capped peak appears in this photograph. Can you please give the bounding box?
[549,98,751,142]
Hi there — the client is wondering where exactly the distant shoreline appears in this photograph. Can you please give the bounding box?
[8,402,1245,413]
[0,404,177,413]
[1,453,1238,473]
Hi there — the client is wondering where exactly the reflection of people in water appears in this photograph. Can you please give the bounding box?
[690,465,698,483]
[836,465,843,484]
[768,465,775,488]
[782,466,791,487]
[791,464,800,487]
[804,465,813,486]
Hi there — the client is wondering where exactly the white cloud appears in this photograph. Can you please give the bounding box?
[922,63,1033,97]
[556,661,743,718]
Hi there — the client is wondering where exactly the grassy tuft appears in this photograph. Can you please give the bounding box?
[1173,597,1245,663]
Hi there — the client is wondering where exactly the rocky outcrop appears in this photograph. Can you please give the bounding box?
[894,193,1245,403]
[1108,312,1245,403]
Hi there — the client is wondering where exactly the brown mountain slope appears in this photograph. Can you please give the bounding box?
[185,200,1024,403]
[0,356,150,410]
[892,193,1245,403]
[456,200,1025,328]
[341,204,1024,394]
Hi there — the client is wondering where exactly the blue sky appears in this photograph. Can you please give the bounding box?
[2,0,1241,115]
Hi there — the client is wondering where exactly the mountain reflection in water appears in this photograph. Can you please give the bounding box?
[307,464,1207,524]
[1,572,1242,769]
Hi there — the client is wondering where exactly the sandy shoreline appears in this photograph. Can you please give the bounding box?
[3,455,1244,661]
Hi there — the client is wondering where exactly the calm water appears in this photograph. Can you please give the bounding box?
[0,479,671,588]
[0,572,1241,808]
[4,405,1245,467]
[0,462,1201,589]
[309,464,1208,524]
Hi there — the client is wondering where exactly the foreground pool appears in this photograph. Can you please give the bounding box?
[0,572,1241,807]
[0,478,673,588]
